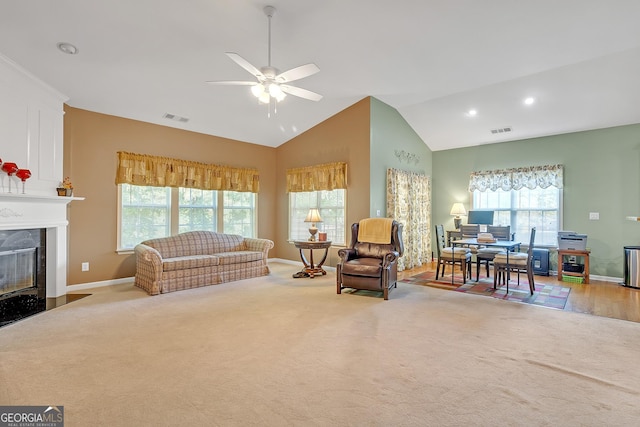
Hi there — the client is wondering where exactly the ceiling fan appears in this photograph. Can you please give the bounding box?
[207,5,322,107]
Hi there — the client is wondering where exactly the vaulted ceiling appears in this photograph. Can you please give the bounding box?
[2,1,640,151]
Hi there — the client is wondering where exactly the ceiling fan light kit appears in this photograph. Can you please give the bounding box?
[207,5,322,116]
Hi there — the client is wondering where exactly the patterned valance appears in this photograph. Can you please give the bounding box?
[115,151,259,192]
[286,162,348,192]
[469,164,563,192]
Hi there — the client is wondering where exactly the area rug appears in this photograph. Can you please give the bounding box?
[401,270,571,310]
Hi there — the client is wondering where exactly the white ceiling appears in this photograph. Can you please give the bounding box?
[2,0,640,151]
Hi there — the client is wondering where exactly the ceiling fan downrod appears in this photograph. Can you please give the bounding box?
[264,6,276,67]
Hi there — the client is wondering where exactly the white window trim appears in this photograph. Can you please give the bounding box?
[116,185,257,253]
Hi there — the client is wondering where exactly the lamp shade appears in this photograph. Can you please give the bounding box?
[450,203,467,217]
[304,208,323,241]
[305,208,323,223]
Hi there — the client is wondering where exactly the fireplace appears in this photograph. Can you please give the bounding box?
[0,193,75,300]
[0,228,47,326]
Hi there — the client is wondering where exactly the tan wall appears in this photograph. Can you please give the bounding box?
[275,97,371,266]
[63,106,277,285]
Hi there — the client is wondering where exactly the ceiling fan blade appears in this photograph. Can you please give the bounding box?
[225,52,264,79]
[206,80,256,86]
[276,63,320,83]
[280,85,323,102]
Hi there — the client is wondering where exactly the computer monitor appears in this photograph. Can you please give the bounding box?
[467,210,494,225]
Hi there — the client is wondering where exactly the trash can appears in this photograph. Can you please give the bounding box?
[623,246,640,288]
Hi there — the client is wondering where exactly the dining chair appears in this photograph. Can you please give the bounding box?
[493,227,536,294]
[459,224,480,238]
[487,225,512,241]
[476,226,511,280]
[435,224,471,284]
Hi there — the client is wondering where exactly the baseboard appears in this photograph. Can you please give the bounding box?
[66,258,335,292]
[67,277,133,292]
[269,258,336,271]
[549,270,622,284]
[269,258,300,266]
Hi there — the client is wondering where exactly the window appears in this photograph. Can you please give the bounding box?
[178,187,217,233]
[120,185,171,248]
[118,184,256,250]
[223,191,256,237]
[289,190,346,245]
[472,186,561,246]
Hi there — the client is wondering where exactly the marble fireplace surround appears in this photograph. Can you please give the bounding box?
[0,193,81,298]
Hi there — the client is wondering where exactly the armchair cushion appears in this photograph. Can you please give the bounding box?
[341,258,385,278]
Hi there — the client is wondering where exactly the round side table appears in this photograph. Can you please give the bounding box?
[292,240,332,278]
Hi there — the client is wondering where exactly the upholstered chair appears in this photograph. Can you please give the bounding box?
[337,219,404,300]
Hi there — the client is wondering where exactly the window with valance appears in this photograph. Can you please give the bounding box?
[116,151,259,250]
[116,151,260,193]
[469,164,563,246]
[286,162,348,244]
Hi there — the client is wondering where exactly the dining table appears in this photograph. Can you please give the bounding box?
[450,238,521,281]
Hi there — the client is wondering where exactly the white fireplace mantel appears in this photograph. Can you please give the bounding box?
[0,194,83,297]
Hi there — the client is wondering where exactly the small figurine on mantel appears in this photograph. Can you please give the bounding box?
[57,177,73,197]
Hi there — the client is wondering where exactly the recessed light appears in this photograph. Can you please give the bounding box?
[524,97,535,105]
[57,42,78,55]
[467,109,478,117]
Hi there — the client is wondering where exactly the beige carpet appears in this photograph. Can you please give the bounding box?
[1,262,640,426]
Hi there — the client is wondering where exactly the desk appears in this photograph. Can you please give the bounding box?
[293,240,332,278]
[452,238,521,280]
[558,249,590,284]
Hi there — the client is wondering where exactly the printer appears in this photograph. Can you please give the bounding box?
[558,231,588,251]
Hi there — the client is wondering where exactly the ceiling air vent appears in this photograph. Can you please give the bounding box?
[490,126,512,135]
[163,113,189,123]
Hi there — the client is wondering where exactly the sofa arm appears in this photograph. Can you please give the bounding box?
[134,244,163,295]
[244,237,274,259]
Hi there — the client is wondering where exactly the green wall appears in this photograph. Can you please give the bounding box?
[432,123,640,278]
[370,97,433,217]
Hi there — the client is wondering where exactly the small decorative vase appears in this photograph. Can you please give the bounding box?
[57,188,67,196]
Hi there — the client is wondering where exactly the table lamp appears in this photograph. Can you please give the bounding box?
[305,208,323,241]
[450,203,466,229]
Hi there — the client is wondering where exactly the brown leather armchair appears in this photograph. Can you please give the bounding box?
[337,219,404,300]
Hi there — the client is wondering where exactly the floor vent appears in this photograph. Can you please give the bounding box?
[490,126,512,134]
[163,113,189,123]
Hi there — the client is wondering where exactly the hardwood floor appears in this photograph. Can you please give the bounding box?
[399,262,640,323]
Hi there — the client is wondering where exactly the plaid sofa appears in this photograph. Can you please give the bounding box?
[134,231,274,295]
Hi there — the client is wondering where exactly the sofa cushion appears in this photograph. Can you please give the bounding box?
[162,255,220,272]
[216,251,263,265]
